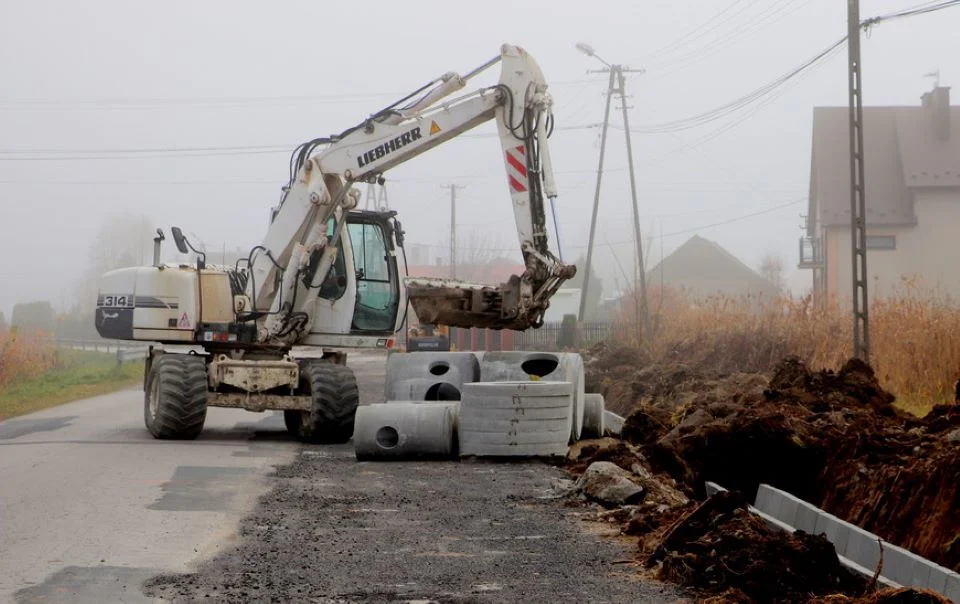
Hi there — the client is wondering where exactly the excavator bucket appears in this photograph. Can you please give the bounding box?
[404,276,541,331]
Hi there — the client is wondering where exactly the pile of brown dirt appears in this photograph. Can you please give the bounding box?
[611,355,960,571]
[644,490,866,601]
[814,589,953,603]
[582,339,785,419]
[564,438,689,510]
[577,347,960,596]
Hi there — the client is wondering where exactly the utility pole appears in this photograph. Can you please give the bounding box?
[365,178,390,211]
[442,184,465,279]
[618,69,653,339]
[575,43,651,336]
[847,0,870,362]
[579,68,615,324]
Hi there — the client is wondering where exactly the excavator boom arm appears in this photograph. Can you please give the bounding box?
[248,44,576,344]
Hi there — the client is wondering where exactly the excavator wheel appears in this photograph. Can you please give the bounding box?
[144,354,208,440]
[285,361,359,444]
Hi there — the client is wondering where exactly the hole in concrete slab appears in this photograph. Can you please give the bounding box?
[521,354,560,378]
[429,361,451,376]
[376,426,400,449]
[425,382,461,401]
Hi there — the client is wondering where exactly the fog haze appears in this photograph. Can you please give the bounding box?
[2,0,958,315]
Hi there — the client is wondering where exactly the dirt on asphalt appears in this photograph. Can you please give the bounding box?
[144,447,681,603]
[143,353,680,604]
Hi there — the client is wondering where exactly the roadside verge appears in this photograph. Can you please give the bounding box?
[0,350,142,420]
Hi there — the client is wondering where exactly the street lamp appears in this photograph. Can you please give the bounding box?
[575,42,612,68]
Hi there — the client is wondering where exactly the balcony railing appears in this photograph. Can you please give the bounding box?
[798,236,823,268]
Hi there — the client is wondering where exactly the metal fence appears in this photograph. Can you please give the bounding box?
[116,347,149,365]
[45,338,149,366]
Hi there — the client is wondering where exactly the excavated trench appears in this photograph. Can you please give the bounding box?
[575,345,960,600]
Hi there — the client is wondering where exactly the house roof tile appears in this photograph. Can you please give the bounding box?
[809,96,960,231]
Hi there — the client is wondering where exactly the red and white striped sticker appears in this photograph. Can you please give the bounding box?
[505,145,527,193]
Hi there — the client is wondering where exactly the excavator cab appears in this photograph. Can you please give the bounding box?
[345,211,403,333]
[300,209,406,345]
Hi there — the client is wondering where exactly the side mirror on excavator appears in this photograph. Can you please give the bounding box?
[170,226,206,269]
[170,227,190,254]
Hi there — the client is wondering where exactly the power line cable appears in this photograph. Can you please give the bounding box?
[646,0,810,75]
[638,0,758,62]
[863,0,960,25]
[0,144,294,155]
[0,125,603,160]
[632,36,847,134]
[625,0,960,134]
[408,197,805,253]
[0,78,606,110]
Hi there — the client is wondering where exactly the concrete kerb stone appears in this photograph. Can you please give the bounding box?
[754,485,777,516]
[776,496,800,529]
[751,508,797,534]
[711,482,901,589]
[794,503,819,534]
[755,484,957,598]
[604,411,625,436]
[836,555,901,590]
[845,525,882,572]
[945,572,960,602]
[754,485,816,534]
[881,548,935,591]
[705,481,727,497]
[926,566,949,596]
[814,512,851,557]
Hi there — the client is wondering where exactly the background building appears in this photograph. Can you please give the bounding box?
[801,86,960,300]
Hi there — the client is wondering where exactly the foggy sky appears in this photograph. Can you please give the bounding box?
[1,0,958,316]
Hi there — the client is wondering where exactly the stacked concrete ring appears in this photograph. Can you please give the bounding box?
[384,351,481,402]
[581,393,606,439]
[478,351,585,442]
[458,381,573,457]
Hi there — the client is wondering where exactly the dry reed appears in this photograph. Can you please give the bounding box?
[610,285,960,413]
[0,328,58,388]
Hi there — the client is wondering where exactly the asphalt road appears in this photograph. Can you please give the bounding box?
[0,389,298,604]
[0,350,677,603]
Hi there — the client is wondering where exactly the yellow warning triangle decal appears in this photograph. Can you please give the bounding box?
[429,121,442,135]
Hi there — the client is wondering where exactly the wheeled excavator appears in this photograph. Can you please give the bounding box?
[94,44,576,442]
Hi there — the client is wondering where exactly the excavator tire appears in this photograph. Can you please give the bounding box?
[144,354,207,440]
[285,361,359,444]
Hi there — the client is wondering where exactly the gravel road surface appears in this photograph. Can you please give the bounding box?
[1,350,678,603]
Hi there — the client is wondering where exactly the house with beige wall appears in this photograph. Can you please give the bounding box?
[800,86,960,301]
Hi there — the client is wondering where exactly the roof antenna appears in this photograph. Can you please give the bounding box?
[923,69,940,89]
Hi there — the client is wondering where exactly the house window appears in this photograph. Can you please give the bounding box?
[865,235,896,250]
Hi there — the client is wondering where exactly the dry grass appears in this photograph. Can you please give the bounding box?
[0,328,58,387]
[611,285,960,416]
[0,331,142,420]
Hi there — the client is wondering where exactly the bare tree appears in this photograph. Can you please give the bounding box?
[758,251,786,292]
[454,228,510,280]
[76,213,157,312]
